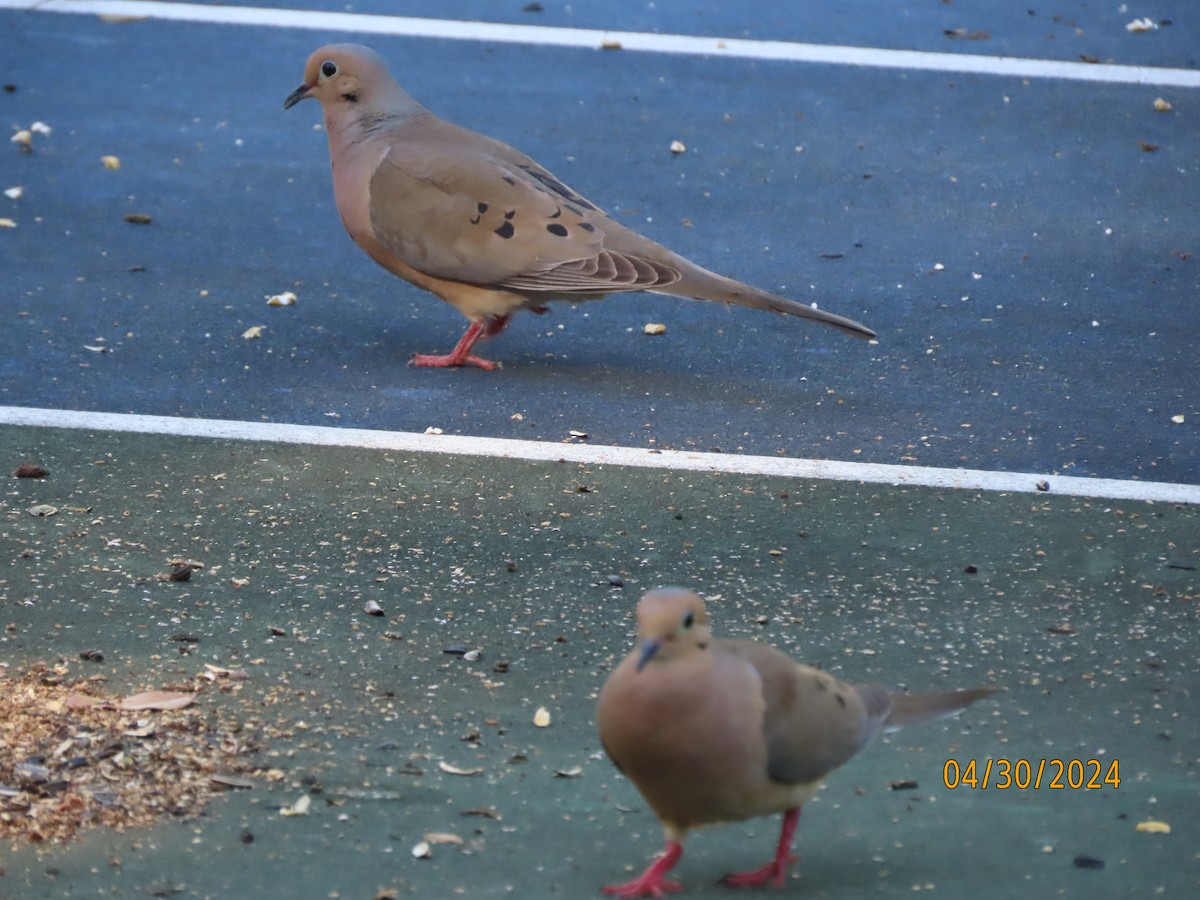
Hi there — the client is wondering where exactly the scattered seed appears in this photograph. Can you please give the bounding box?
[14,464,48,478]
[1135,820,1171,834]
[280,794,311,817]
[123,213,152,225]
[533,706,551,728]
[411,840,432,859]
[101,155,121,170]
[28,504,58,517]
[438,761,483,776]
[79,650,105,663]
[554,766,583,778]
[1036,479,1050,492]
[364,600,385,616]
[1073,855,1105,870]
[643,322,667,335]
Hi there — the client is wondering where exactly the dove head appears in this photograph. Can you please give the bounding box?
[634,588,712,671]
[285,44,416,116]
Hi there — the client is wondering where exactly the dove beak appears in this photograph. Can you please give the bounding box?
[284,82,315,110]
[636,638,663,672]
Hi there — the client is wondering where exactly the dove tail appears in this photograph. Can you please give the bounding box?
[885,687,999,731]
[662,265,877,340]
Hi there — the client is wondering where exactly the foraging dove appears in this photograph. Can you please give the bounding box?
[596,588,996,897]
[285,44,876,369]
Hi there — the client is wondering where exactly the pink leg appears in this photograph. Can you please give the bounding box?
[720,807,801,889]
[410,316,509,370]
[603,840,685,898]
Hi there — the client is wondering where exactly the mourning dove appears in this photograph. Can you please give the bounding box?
[284,44,876,369]
[596,588,997,897]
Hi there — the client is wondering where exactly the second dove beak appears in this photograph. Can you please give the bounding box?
[636,638,662,672]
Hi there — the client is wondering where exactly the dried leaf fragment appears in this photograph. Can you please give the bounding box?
[1125,17,1159,33]
[643,322,667,335]
[266,290,297,306]
[600,39,623,50]
[1153,97,1173,112]
[1170,414,1184,424]
[0,217,16,228]
[4,186,22,200]
[101,155,121,170]
[119,690,196,711]
[123,213,152,225]
[669,140,687,154]
[28,504,58,517]
[241,325,265,340]
[533,706,552,728]
[423,832,464,845]
[14,464,49,478]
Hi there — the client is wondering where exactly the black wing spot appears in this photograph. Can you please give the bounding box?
[494,221,516,239]
[546,223,568,237]
[501,175,516,186]
[577,222,596,233]
[470,214,481,225]
[548,207,562,219]
[835,692,847,708]
[477,201,489,214]
[503,209,516,220]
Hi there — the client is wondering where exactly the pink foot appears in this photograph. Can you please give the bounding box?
[719,854,797,889]
[410,351,499,370]
[409,317,508,370]
[603,840,684,898]
[719,807,802,890]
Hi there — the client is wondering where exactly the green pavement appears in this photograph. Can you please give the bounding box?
[2,423,1196,898]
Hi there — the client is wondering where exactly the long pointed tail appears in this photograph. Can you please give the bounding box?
[660,266,877,340]
[885,687,999,731]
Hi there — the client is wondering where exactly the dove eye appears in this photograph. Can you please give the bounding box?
[682,611,695,629]
[320,60,338,78]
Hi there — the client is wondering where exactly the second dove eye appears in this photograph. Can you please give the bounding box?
[321,61,337,78]
[683,612,695,629]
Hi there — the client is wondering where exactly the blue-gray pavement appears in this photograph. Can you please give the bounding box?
[2,1,1197,483]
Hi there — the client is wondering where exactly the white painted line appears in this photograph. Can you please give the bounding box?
[3,406,1198,505]
[2,0,1198,88]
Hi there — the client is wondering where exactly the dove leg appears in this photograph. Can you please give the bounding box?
[602,839,685,898]
[410,316,509,369]
[719,807,801,889]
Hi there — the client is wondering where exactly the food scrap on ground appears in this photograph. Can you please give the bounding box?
[0,662,263,845]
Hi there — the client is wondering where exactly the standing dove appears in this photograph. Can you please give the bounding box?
[285,44,875,369]
[596,588,996,897]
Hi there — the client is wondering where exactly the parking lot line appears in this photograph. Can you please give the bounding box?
[3,0,1198,87]
[4,406,1197,505]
